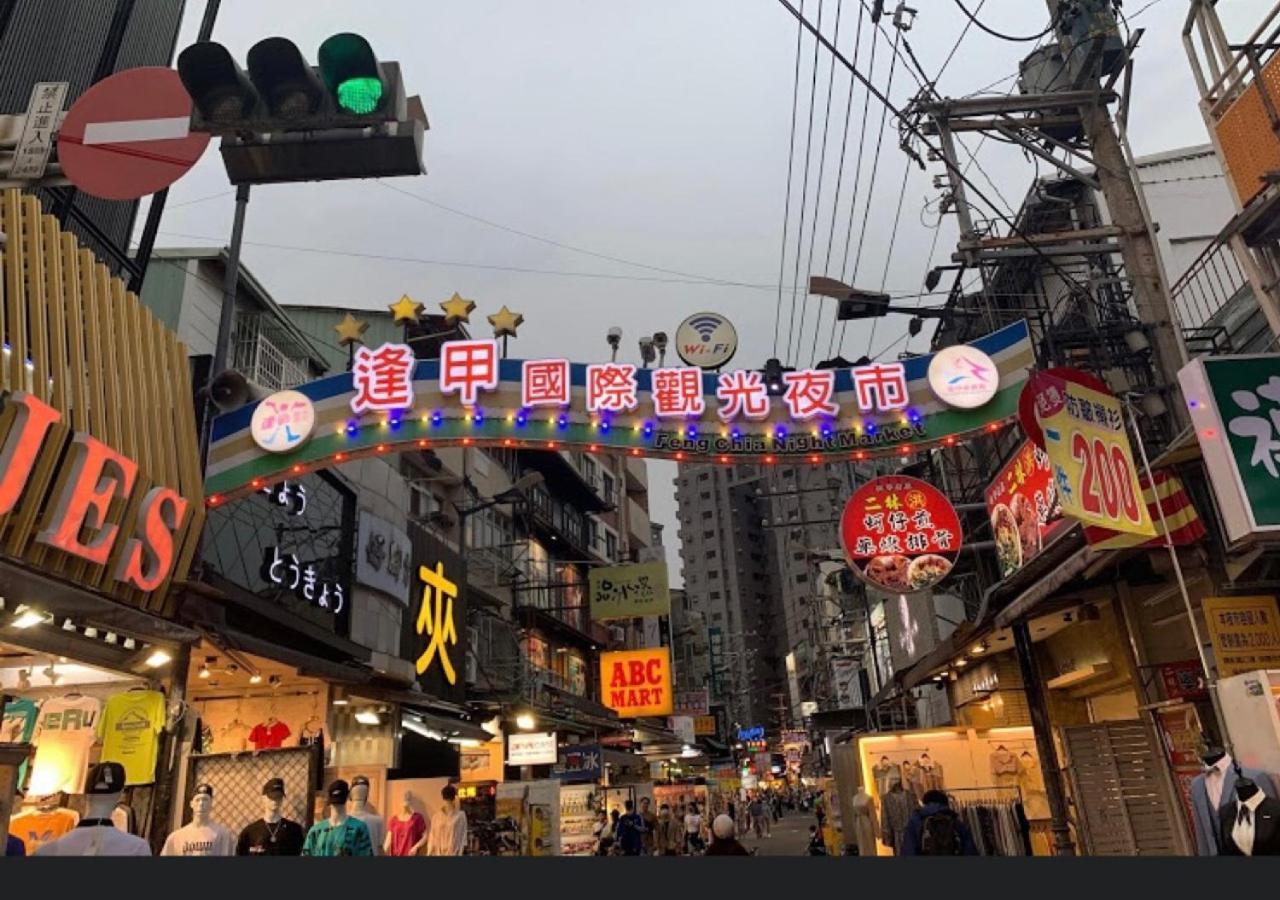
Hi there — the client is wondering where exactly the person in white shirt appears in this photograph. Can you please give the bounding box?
[683,802,704,854]
[426,784,468,856]
[35,762,150,856]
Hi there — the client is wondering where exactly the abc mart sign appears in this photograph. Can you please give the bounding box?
[205,320,1034,501]
[1181,355,1280,544]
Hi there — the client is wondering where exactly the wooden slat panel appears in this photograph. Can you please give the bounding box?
[61,237,88,432]
[42,216,68,412]
[4,192,25,392]
[22,197,48,401]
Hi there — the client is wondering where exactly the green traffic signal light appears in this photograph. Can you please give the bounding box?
[319,32,384,116]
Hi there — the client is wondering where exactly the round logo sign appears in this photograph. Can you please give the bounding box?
[675,312,738,370]
[927,344,999,409]
[839,476,962,594]
[250,390,316,454]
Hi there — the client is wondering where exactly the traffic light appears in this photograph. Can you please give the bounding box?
[177,33,425,185]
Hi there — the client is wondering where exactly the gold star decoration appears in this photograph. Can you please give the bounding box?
[439,292,476,325]
[334,313,369,347]
[389,293,424,325]
[488,305,524,339]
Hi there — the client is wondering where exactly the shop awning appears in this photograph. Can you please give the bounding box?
[213,625,375,685]
[398,704,493,743]
[995,544,1097,628]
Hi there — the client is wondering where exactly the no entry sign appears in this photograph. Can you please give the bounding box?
[57,67,210,201]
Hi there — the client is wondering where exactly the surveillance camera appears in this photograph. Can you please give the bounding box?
[652,332,668,350]
[606,326,623,348]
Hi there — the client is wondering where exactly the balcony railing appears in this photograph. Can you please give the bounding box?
[232,313,310,390]
[1170,237,1269,354]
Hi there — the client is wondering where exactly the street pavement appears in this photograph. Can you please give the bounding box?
[739,811,820,857]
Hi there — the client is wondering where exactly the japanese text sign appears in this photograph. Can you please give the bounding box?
[1203,596,1280,677]
[985,440,1066,577]
[1032,372,1155,538]
[261,546,346,615]
[839,475,961,593]
[600,648,673,718]
[1181,355,1280,543]
[588,561,671,620]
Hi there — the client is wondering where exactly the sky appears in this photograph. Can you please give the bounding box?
[143,0,1271,583]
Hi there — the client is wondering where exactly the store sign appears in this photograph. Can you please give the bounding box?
[250,389,315,453]
[693,715,718,736]
[459,740,505,783]
[672,689,710,717]
[831,657,862,709]
[1203,596,1280,677]
[675,311,738,370]
[1158,661,1208,701]
[600,648,673,717]
[356,510,412,605]
[840,475,961,593]
[207,320,1035,500]
[0,392,192,591]
[927,345,998,409]
[588,561,671,620]
[1180,355,1280,544]
[508,731,558,766]
[261,546,346,614]
[1031,371,1155,539]
[985,440,1066,578]
[402,523,468,704]
[553,744,602,781]
[737,725,765,742]
[260,480,307,516]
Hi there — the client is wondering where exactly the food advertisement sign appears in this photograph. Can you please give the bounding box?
[985,440,1066,577]
[1031,372,1155,539]
[839,476,961,593]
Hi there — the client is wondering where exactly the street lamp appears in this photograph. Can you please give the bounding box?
[515,711,537,731]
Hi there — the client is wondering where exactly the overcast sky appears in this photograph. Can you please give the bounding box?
[145,0,1270,582]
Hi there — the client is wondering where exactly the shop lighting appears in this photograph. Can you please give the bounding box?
[198,664,211,679]
[122,637,136,650]
[105,632,118,644]
[248,673,263,684]
[972,642,987,655]
[515,712,537,731]
[144,649,173,668]
[10,607,50,629]
[449,738,482,748]
[355,709,382,726]
[83,627,98,639]
[954,658,967,668]
[332,689,349,706]
[62,618,75,631]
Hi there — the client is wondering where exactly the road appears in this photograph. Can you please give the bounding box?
[739,811,820,857]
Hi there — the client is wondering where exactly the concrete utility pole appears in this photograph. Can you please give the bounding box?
[1047,0,1189,424]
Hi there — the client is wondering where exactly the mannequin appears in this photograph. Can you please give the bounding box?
[849,785,880,857]
[302,779,374,856]
[1189,745,1278,855]
[33,762,150,856]
[237,777,305,856]
[879,780,916,856]
[1219,769,1280,856]
[426,784,468,856]
[161,783,235,856]
[347,774,385,854]
[385,790,428,857]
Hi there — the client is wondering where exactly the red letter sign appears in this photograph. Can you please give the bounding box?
[38,435,138,565]
[0,392,61,515]
[115,487,190,590]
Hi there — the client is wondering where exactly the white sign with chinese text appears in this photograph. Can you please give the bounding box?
[507,731,558,766]
[11,82,68,180]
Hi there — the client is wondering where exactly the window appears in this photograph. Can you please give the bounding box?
[601,472,616,506]
[796,573,809,583]
[712,612,724,623]
[710,592,721,600]
[698,472,710,482]
[702,529,714,539]
[605,531,618,561]
[581,455,598,487]
[793,551,805,561]
[700,491,711,501]
[702,511,713,520]
[705,550,717,559]
[708,570,720,580]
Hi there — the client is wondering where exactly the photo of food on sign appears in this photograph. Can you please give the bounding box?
[839,476,962,594]
[984,441,1066,578]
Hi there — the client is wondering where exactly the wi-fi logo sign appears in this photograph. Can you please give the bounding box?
[687,314,723,342]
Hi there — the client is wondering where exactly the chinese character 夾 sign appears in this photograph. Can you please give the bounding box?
[1032,372,1154,539]
[1203,596,1280,677]
[1181,355,1280,543]
[839,475,961,593]
[402,523,468,704]
[588,561,671,620]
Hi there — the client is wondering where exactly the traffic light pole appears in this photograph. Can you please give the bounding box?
[197,181,250,469]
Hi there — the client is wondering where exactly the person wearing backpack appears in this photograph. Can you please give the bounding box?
[899,790,978,856]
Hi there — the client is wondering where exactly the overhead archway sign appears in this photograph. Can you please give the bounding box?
[205,319,1033,502]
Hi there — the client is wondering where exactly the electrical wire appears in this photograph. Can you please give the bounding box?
[933,0,985,85]
[951,0,1056,43]
[794,0,844,369]
[786,0,826,366]
[774,0,808,360]
[863,157,913,357]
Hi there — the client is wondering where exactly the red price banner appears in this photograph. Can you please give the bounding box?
[984,440,1067,577]
[839,475,961,593]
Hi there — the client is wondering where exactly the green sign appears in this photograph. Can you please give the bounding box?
[1204,356,1280,529]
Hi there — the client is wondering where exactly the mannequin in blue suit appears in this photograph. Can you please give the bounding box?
[1189,748,1278,855]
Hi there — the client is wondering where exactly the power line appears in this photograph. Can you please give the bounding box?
[864,158,913,358]
[951,0,1056,43]
[774,0,808,360]
[795,0,844,368]
[785,0,826,366]
[934,0,984,84]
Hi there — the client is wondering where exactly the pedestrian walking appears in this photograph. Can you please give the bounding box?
[639,797,658,855]
[899,790,978,856]
[654,804,682,855]
[749,794,766,838]
[684,802,704,854]
[615,800,645,856]
[807,825,828,856]
[705,814,750,856]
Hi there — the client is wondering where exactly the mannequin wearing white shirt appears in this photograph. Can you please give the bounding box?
[426,784,468,856]
[1190,748,1278,855]
[34,762,150,856]
[348,777,385,854]
[1221,774,1280,856]
[161,788,235,856]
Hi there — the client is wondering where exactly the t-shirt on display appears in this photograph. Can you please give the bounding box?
[160,822,236,856]
[33,824,151,856]
[9,808,78,853]
[249,719,291,750]
[387,812,426,856]
[3,697,38,786]
[236,818,306,856]
[29,695,101,795]
[98,690,166,785]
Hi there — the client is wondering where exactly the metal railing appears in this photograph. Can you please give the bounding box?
[232,313,310,389]
[1169,237,1269,354]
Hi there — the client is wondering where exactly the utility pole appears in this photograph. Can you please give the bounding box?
[1047,0,1188,424]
